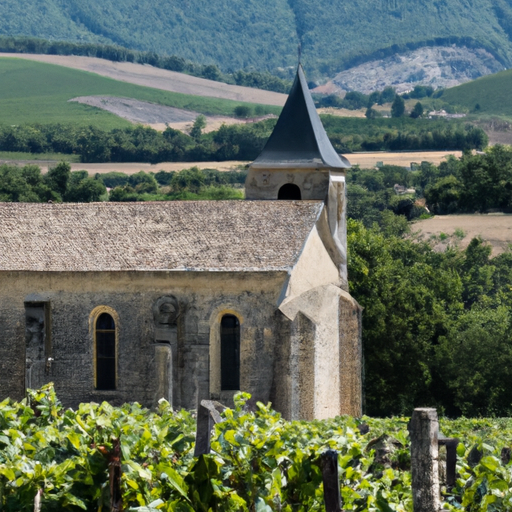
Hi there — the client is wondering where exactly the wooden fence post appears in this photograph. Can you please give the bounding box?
[194,401,213,457]
[320,450,342,512]
[194,399,227,457]
[409,408,440,512]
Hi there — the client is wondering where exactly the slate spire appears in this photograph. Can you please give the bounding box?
[252,65,350,169]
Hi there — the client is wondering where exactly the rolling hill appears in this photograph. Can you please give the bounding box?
[439,68,512,118]
[0,57,281,128]
[2,0,512,80]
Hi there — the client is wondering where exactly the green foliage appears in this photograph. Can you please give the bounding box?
[190,115,206,141]
[410,102,424,119]
[322,116,487,153]
[44,161,70,196]
[0,121,274,164]
[0,386,413,511]
[346,164,426,226]
[365,107,381,119]
[391,96,405,118]
[440,68,512,117]
[0,163,246,203]
[234,106,252,119]
[0,37,293,94]
[315,88,397,111]
[0,163,106,203]
[108,167,247,202]
[424,145,512,213]
[97,171,130,188]
[402,85,434,100]
[8,386,512,511]
[2,0,512,80]
[348,212,512,417]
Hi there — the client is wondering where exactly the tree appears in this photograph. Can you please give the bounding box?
[424,175,461,214]
[378,86,396,105]
[410,101,424,118]
[391,95,405,118]
[65,178,107,202]
[365,107,381,119]
[190,115,207,140]
[347,219,463,415]
[128,171,159,194]
[234,105,252,118]
[45,161,71,198]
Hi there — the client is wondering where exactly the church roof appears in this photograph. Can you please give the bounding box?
[251,65,351,170]
[0,201,323,272]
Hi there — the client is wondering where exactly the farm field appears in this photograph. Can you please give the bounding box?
[348,150,462,168]
[413,214,512,255]
[0,151,462,175]
[0,53,287,106]
[0,159,250,175]
[0,58,280,127]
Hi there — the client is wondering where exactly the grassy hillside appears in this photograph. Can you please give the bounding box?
[0,58,279,127]
[439,68,512,118]
[2,0,512,79]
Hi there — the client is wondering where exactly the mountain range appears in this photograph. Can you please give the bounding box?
[3,0,512,83]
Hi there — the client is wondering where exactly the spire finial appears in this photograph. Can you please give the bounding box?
[298,43,302,65]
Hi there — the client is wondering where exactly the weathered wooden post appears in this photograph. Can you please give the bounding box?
[194,397,213,456]
[194,399,227,457]
[409,408,439,512]
[320,450,342,512]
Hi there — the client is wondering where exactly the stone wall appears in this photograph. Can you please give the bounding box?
[0,271,285,410]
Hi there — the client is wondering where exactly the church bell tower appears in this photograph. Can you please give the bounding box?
[245,65,352,285]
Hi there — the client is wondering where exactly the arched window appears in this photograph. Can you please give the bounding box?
[95,312,116,390]
[221,315,240,390]
[278,183,301,200]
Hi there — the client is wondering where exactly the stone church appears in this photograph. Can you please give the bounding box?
[0,66,362,420]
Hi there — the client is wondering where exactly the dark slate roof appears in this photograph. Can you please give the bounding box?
[251,65,351,170]
[0,201,323,272]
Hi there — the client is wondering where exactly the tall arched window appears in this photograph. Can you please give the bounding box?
[221,315,240,390]
[278,183,301,200]
[95,312,116,390]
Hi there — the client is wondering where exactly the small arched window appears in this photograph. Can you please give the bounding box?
[95,312,116,390]
[221,315,240,390]
[278,183,301,200]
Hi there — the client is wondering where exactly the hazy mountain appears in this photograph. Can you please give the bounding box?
[3,0,512,82]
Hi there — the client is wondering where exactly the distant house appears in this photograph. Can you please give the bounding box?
[428,110,466,119]
[394,184,416,195]
[0,66,362,420]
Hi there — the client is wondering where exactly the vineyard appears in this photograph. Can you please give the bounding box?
[1,385,512,511]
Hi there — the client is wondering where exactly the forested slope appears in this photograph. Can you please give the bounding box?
[3,0,512,79]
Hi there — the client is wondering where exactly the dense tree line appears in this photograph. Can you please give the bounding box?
[107,167,246,201]
[315,86,398,110]
[0,118,488,165]
[346,164,426,225]
[0,36,292,94]
[324,116,488,153]
[349,215,512,417]
[344,147,512,416]
[361,125,487,151]
[0,163,246,203]
[424,145,512,213]
[347,146,512,224]
[0,162,106,202]
[0,123,275,163]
